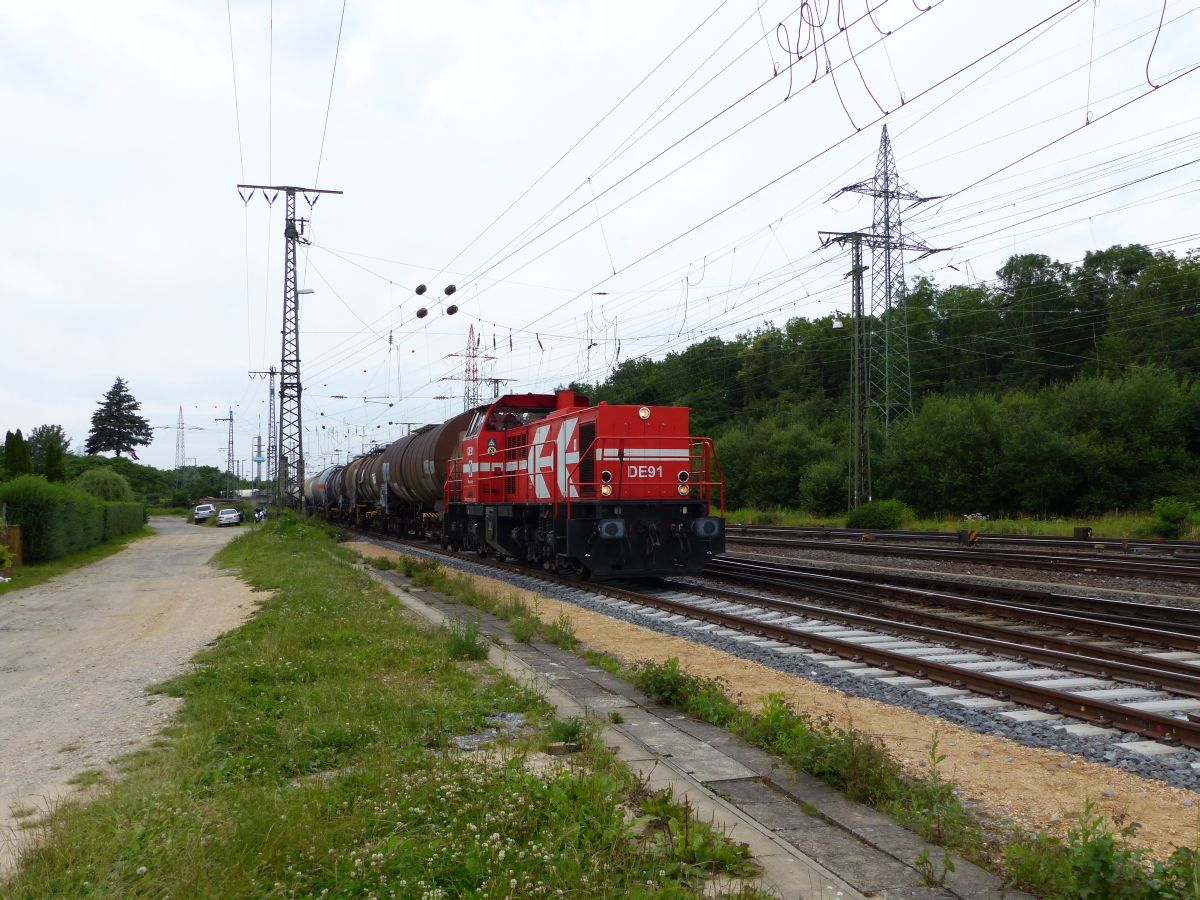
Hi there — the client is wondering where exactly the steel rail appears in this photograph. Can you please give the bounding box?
[721,553,1200,636]
[733,525,1200,556]
[676,567,1200,697]
[725,535,1200,581]
[582,579,1200,749]
[708,557,1200,651]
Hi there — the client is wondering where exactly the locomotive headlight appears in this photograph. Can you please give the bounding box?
[677,484,690,496]
[601,470,612,483]
[677,470,690,482]
[638,406,651,420]
[601,484,613,497]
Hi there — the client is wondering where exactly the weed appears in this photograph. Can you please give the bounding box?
[544,613,578,649]
[630,657,739,725]
[508,614,538,643]
[66,769,105,788]
[915,847,954,888]
[583,648,624,676]
[548,716,585,744]
[440,613,490,661]
[608,710,625,724]
[365,555,397,570]
[57,744,80,753]
[10,806,36,819]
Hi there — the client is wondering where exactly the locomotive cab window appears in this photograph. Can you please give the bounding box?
[483,406,552,431]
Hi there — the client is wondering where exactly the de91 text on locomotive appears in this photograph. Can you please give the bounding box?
[303,390,726,578]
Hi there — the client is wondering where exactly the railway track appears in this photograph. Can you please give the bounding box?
[726,531,1200,582]
[359,531,1200,762]
[731,524,1200,556]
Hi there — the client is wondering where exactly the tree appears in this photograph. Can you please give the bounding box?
[27,424,71,473]
[73,467,134,501]
[43,439,66,482]
[85,378,153,459]
[4,430,33,477]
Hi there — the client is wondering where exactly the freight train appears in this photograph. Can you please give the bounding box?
[303,390,725,578]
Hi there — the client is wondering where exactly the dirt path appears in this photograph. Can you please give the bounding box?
[349,543,1200,860]
[0,518,257,873]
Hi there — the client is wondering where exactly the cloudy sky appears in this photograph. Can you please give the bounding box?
[3,1,1199,474]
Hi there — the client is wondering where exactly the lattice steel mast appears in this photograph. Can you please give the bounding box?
[248,367,277,492]
[836,126,941,427]
[820,127,943,508]
[238,184,342,504]
[174,406,185,470]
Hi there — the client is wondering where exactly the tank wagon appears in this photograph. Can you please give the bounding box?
[303,390,725,578]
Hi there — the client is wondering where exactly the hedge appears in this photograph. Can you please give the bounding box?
[0,475,144,563]
[103,502,145,540]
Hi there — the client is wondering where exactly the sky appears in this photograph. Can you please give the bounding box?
[3,0,1199,475]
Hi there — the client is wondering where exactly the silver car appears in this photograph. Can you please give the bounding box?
[216,508,241,527]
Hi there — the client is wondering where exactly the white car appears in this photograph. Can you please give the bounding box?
[193,503,216,524]
[216,508,242,527]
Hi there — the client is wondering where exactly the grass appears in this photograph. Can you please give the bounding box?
[393,555,585,650]
[6,514,758,898]
[0,528,151,598]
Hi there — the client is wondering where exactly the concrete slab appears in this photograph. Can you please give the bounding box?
[954,659,1025,670]
[986,668,1066,680]
[1115,741,1185,758]
[1074,687,1169,701]
[916,653,993,664]
[998,709,1063,723]
[816,659,866,670]
[1124,698,1200,713]
[846,667,895,678]
[877,675,932,687]
[952,697,1014,710]
[1145,651,1200,661]
[1024,677,1111,690]
[1052,723,1121,738]
[914,685,971,698]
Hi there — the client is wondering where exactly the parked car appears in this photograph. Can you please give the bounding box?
[193,503,216,524]
[216,508,242,527]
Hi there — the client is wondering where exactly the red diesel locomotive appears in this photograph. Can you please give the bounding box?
[304,390,725,578]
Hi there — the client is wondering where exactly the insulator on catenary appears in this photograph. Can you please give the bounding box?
[415,284,427,295]
[416,307,428,318]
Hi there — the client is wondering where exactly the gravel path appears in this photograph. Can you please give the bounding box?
[0,518,256,874]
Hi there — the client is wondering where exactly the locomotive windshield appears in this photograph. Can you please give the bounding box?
[467,405,553,436]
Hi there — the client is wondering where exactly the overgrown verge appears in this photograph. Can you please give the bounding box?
[627,658,1200,898]
[6,517,760,898]
[368,554,579,649]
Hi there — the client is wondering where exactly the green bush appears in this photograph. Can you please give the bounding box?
[847,498,911,530]
[103,502,145,540]
[73,468,134,501]
[1144,496,1194,539]
[0,475,103,563]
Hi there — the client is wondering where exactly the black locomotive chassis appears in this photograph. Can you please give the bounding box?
[442,499,725,578]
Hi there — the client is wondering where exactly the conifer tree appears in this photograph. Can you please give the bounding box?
[85,378,153,459]
[4,430,33,476]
